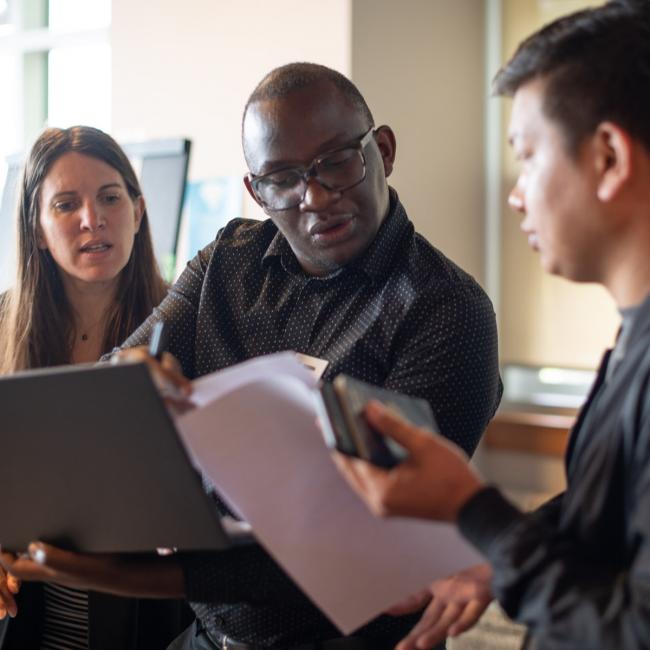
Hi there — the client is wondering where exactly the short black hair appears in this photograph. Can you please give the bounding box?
[242,62,374,136]
[494,0,650,155]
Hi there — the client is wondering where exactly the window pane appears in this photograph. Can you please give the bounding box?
[49,0,110,31]
[0,52,21,293]
[21,0,47,29]
[47,42,111,131]
[0,0,15,33]
[0,53,22,160]
[24,51,48,145]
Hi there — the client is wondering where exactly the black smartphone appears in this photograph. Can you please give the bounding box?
[317,374,438,468]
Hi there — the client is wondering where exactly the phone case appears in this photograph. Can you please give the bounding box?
[318,374,438,468]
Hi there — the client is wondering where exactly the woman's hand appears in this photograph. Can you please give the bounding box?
[0,564,20,620]
[111,346,194,414]
[0,542,185,600]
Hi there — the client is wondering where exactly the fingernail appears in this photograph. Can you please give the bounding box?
[28,544,46,564]
[366,400,381,414]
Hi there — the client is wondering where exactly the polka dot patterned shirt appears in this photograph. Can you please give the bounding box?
[121,189,502,649]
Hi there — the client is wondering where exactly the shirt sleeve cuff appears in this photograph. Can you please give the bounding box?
[457,486,524,556]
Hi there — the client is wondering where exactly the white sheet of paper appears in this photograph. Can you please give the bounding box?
[176,358,482,634]
[190,352,317,408]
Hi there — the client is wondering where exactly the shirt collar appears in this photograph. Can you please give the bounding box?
[352,188,411,281]
[622,288,650,350]
[262,227,300,274]
[261,187,411,280]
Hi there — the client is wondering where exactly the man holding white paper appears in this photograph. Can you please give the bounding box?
[1,63,500,650]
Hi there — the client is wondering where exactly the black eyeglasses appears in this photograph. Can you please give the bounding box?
[247,128,375,211]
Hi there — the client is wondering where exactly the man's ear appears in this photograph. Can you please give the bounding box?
[373,125,397,178]
[243,175,263,207]
[594,122,633,202]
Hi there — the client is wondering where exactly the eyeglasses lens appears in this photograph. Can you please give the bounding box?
[255,148,365,210]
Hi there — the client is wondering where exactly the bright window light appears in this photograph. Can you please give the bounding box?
[47,41,111,131]
[538,367,595,386]
[49,0,110,31]
[0,53,22,160]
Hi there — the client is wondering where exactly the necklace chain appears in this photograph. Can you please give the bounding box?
[78,318,104,343]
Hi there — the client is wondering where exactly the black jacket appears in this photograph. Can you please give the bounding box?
[459,290,650,648]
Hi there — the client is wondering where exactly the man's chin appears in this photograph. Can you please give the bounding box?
[541,256,572,281]
[310,256,345,277]
[298,233,372,276]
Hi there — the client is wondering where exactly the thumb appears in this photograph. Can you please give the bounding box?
[7,574,20,594]
[28,542,49,566]
[27,542,80,573]
[364,400,429,451]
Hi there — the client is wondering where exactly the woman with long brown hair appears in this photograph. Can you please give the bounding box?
[0,126,186,649]
[0,125,167,372]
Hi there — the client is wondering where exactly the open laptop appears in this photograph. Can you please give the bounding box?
[0,362,229,553]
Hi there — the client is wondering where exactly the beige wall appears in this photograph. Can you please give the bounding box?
[499,0,619,368]
[111,0,488,283]
[352,0,486,283]
[111,0,351,193]
[113,1,617,369]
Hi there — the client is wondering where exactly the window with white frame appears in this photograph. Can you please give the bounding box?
[0,0,111,164]
[0,0,111,291]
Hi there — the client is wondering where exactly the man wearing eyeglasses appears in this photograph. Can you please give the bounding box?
[0,63,501,650]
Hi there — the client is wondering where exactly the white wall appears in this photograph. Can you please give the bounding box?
[111,0,487,281]
[111,0,351,197]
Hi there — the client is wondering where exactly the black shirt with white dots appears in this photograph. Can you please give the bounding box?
[122,189,502,649]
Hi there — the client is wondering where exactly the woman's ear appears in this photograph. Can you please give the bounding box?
[36,225,47,250]
[594,122,633,202]
[133,196,145,233]
[373,125,397,178]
